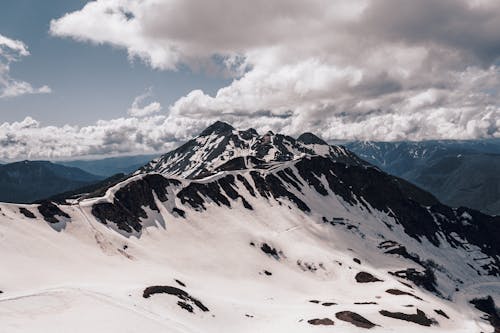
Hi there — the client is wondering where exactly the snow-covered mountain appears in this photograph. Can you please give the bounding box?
[137,121,364,178]
[1,122,499,333]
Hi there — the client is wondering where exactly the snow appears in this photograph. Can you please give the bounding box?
[0,167,497,332]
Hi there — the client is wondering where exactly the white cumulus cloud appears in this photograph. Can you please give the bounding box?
[0,33,51,98]
[128,87,162,117]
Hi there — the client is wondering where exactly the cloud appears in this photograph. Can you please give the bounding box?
[0,115,208,160]
[128,87,162,117]
[0,34,51,98]
[44,0,500,144]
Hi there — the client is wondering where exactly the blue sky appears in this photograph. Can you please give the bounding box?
[0,0,228,125]
[0,0,499,160]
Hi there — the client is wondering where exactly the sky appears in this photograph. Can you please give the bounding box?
[0,0,500,160]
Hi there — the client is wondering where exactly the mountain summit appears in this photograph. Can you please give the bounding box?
[138,121,364,178]
[0,122,499,332]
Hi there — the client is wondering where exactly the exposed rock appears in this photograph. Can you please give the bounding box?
[355,271,383,283]
[250,171,310,212]
[297,132,327,145]
[470,296,500,333]
[19,207,35,219]
[335,311,377,329]
[379,309,435,326]
[385,289,423,300]
[37,201,70,223]
[322,302,337,306]
[378,240,422,265]
[260,243,280,260]
[307,318,334,326]
[390,267,437,293]
[354,302,378,305]
[143,285,209,312]
[92,174,180,233]
[434,309,449,319]
[175,279,186,287]
[177,301,194,313]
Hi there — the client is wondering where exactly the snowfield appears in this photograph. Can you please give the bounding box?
[0,180,496,332]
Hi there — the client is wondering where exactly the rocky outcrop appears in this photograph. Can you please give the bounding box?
[91,174,180,233]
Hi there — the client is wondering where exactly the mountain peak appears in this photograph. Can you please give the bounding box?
[297,132,327,145]
[138,121,366,179]
[199,121,235,137]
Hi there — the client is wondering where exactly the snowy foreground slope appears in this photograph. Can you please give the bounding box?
[1,122,499,333]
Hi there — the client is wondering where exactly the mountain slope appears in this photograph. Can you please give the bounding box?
[346,141,500,215]
[0,161,103,203]
[0,123,498,333]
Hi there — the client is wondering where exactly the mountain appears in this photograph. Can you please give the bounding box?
[59,154,159,177]
[0,160,103,203]
[0,122,498,333]
[346,141,500,215]
[137,121,364,178]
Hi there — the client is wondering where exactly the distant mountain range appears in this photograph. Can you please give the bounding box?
[0,161,103,203]
[345,140,500,215]
[0,155,159,203]
[58,154,158,177]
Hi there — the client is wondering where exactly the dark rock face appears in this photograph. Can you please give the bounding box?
[177,301,194,313]
[175,279,186,287]
[378,241,422,265]
[385,289,422,300]
[199,121,234,137]
[355,272,383,283]
[379,309,435,327]
[322,302,337,306]
[19,207,35,219]
[177,174,252,211]
[390,268,437,293]
[307,318,334,326]
[260,243,280,260]
[91,175,181,233]
[434,309,449,319]
[429,206,500,276]
[297,132,327,145]
[335,311,377,329]
[37,201,70,223]
[470,296,500,333]
[143,285,209,313]
[250,171,310,212]
[215,156,267,173]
